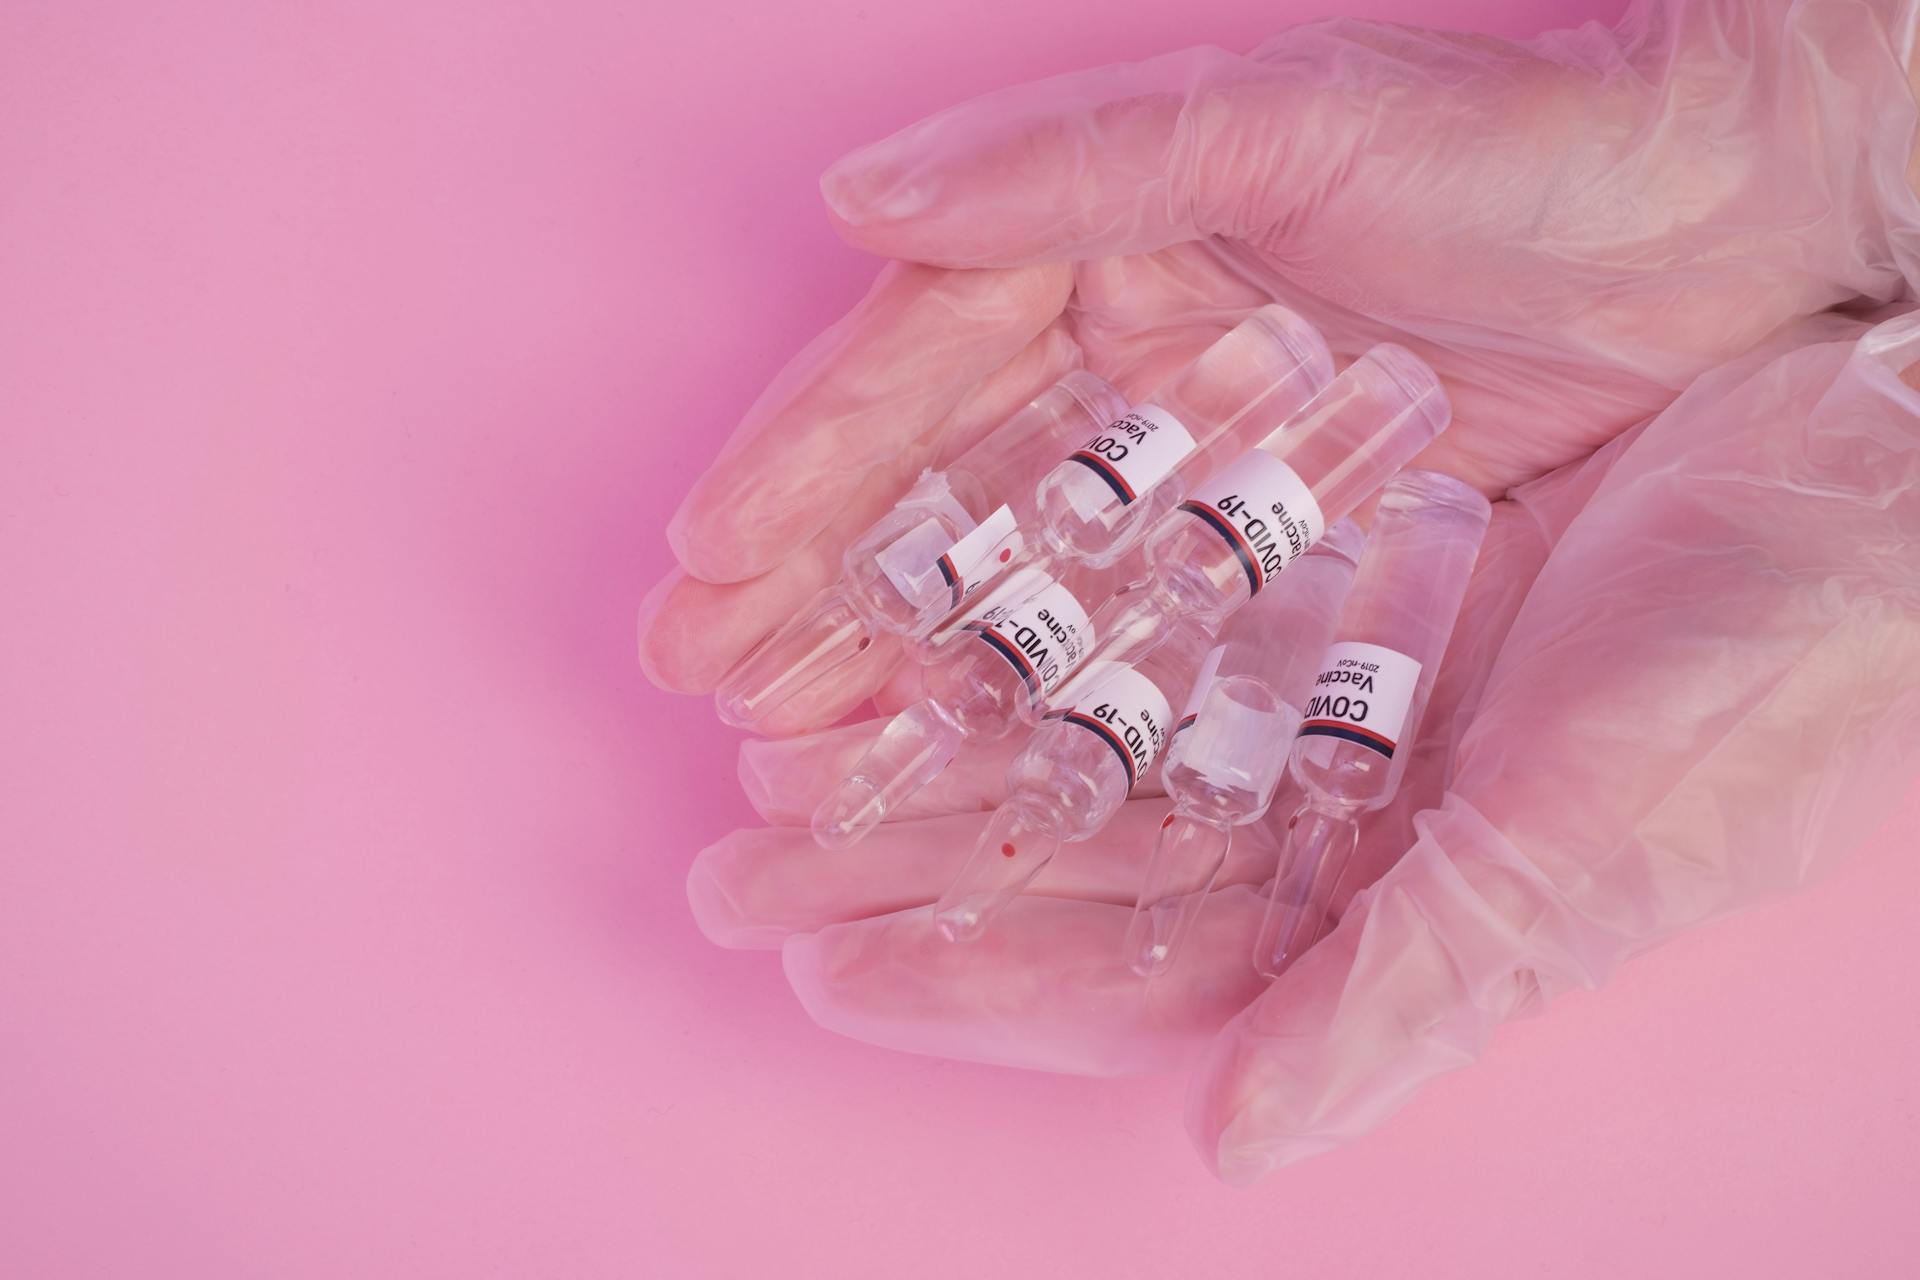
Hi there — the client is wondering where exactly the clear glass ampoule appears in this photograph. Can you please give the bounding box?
[714,371,1129,730]
[1073,346,1452,685]
[1251,469,1491,980]
[1120,520,1364,978]
[1027,304,1332,568]
[931,614,1218,943]
[808,555,1129,849]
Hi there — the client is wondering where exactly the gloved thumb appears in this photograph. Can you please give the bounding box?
[820,46,1297,268]
[1186,797,1617,1186]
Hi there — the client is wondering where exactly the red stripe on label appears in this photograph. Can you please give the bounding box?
[1067,450,1136,502]
[1299,718,1397,752]
[1195,502,1262,582]
[970,624,1039,695]
[1062,710,1139,789]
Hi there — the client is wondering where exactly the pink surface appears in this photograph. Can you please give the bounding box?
[3,0,1917,1275]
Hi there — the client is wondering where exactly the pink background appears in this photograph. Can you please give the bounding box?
[4,0,1918,1275]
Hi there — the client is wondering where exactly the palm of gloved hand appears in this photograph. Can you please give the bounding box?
[691,313,1920,1181]
[643,1,1917,728]
[823,7,1918,487]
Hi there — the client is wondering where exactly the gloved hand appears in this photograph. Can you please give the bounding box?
[641,0,1920,734]
[689,310,1920,1180]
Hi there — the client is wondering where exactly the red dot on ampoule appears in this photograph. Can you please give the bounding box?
[856,636,870,651]
[1000,842,1016,858]
[998,548,1011,562]
[1161,814,1175,829]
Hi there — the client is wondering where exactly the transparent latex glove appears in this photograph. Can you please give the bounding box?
[688,313,1920,1180]
[642,0,1920,734]
[1189,312,1920,1182]
[688,391,1637,1067]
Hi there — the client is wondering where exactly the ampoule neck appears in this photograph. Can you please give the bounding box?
[1298,791,1367,824]
[1037,521,1074,561]
[938,664,1013,738]
[1167,786,1259,836]
[994,788,1082,848]
[1172,798,1239,834]
[1131,580,1184,622]
[1006,789,1067,831]
[1149,534,1248,621]
[1007,539,1070,581]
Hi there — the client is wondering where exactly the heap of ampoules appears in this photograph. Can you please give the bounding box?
[812,305,1341,848]
[708,306,1493,978]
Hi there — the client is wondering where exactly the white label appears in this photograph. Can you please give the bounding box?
[1173,645,1227,736]
[875,515,965,605]
[1177,451,1326,594]
[1297,641,1422,759]
[963,578,1094,701]
[932,504,1023,610]
[1047,667,1172,791]
[1065,404,1196,505]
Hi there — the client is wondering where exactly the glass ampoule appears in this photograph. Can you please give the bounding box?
[1054,344,1450,690]
[1251,469,1491,980]
[1120,520,1363,978]
[931,615,1218,943]
[1019,304,1333,568]
[714,371,1128,730]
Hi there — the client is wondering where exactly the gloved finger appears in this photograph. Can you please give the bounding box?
[641,322,1083,695]
[688,797,1259,951]
[667,260,1070,583]
[821,47,1290,267]
[736,718,1030,826]
[782,884,1274,1077]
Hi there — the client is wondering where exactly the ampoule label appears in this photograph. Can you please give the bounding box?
[874,484,981,607]
[1044,667,1172,791]
[1176,451,1325,595]
[962,578,1094,701]
[1173,645,1227,737]
[1297,641,1422,759]
[933,504,1023,610]
[1065,404,1196,506]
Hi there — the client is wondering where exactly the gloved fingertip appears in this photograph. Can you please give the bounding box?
[1211,1143,1275,1190]
[778,929,841,1026]
[685,844,784,951]
[637,570,705,693]
[1198,1093,1338,1186]
[819,141,929,231]
[664,491,744,586]
[734,738,783,823]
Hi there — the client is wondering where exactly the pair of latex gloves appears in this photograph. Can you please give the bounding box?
[640,0,1920,1182]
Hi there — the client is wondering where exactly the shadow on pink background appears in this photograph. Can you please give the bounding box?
[3,0,1917,1275]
